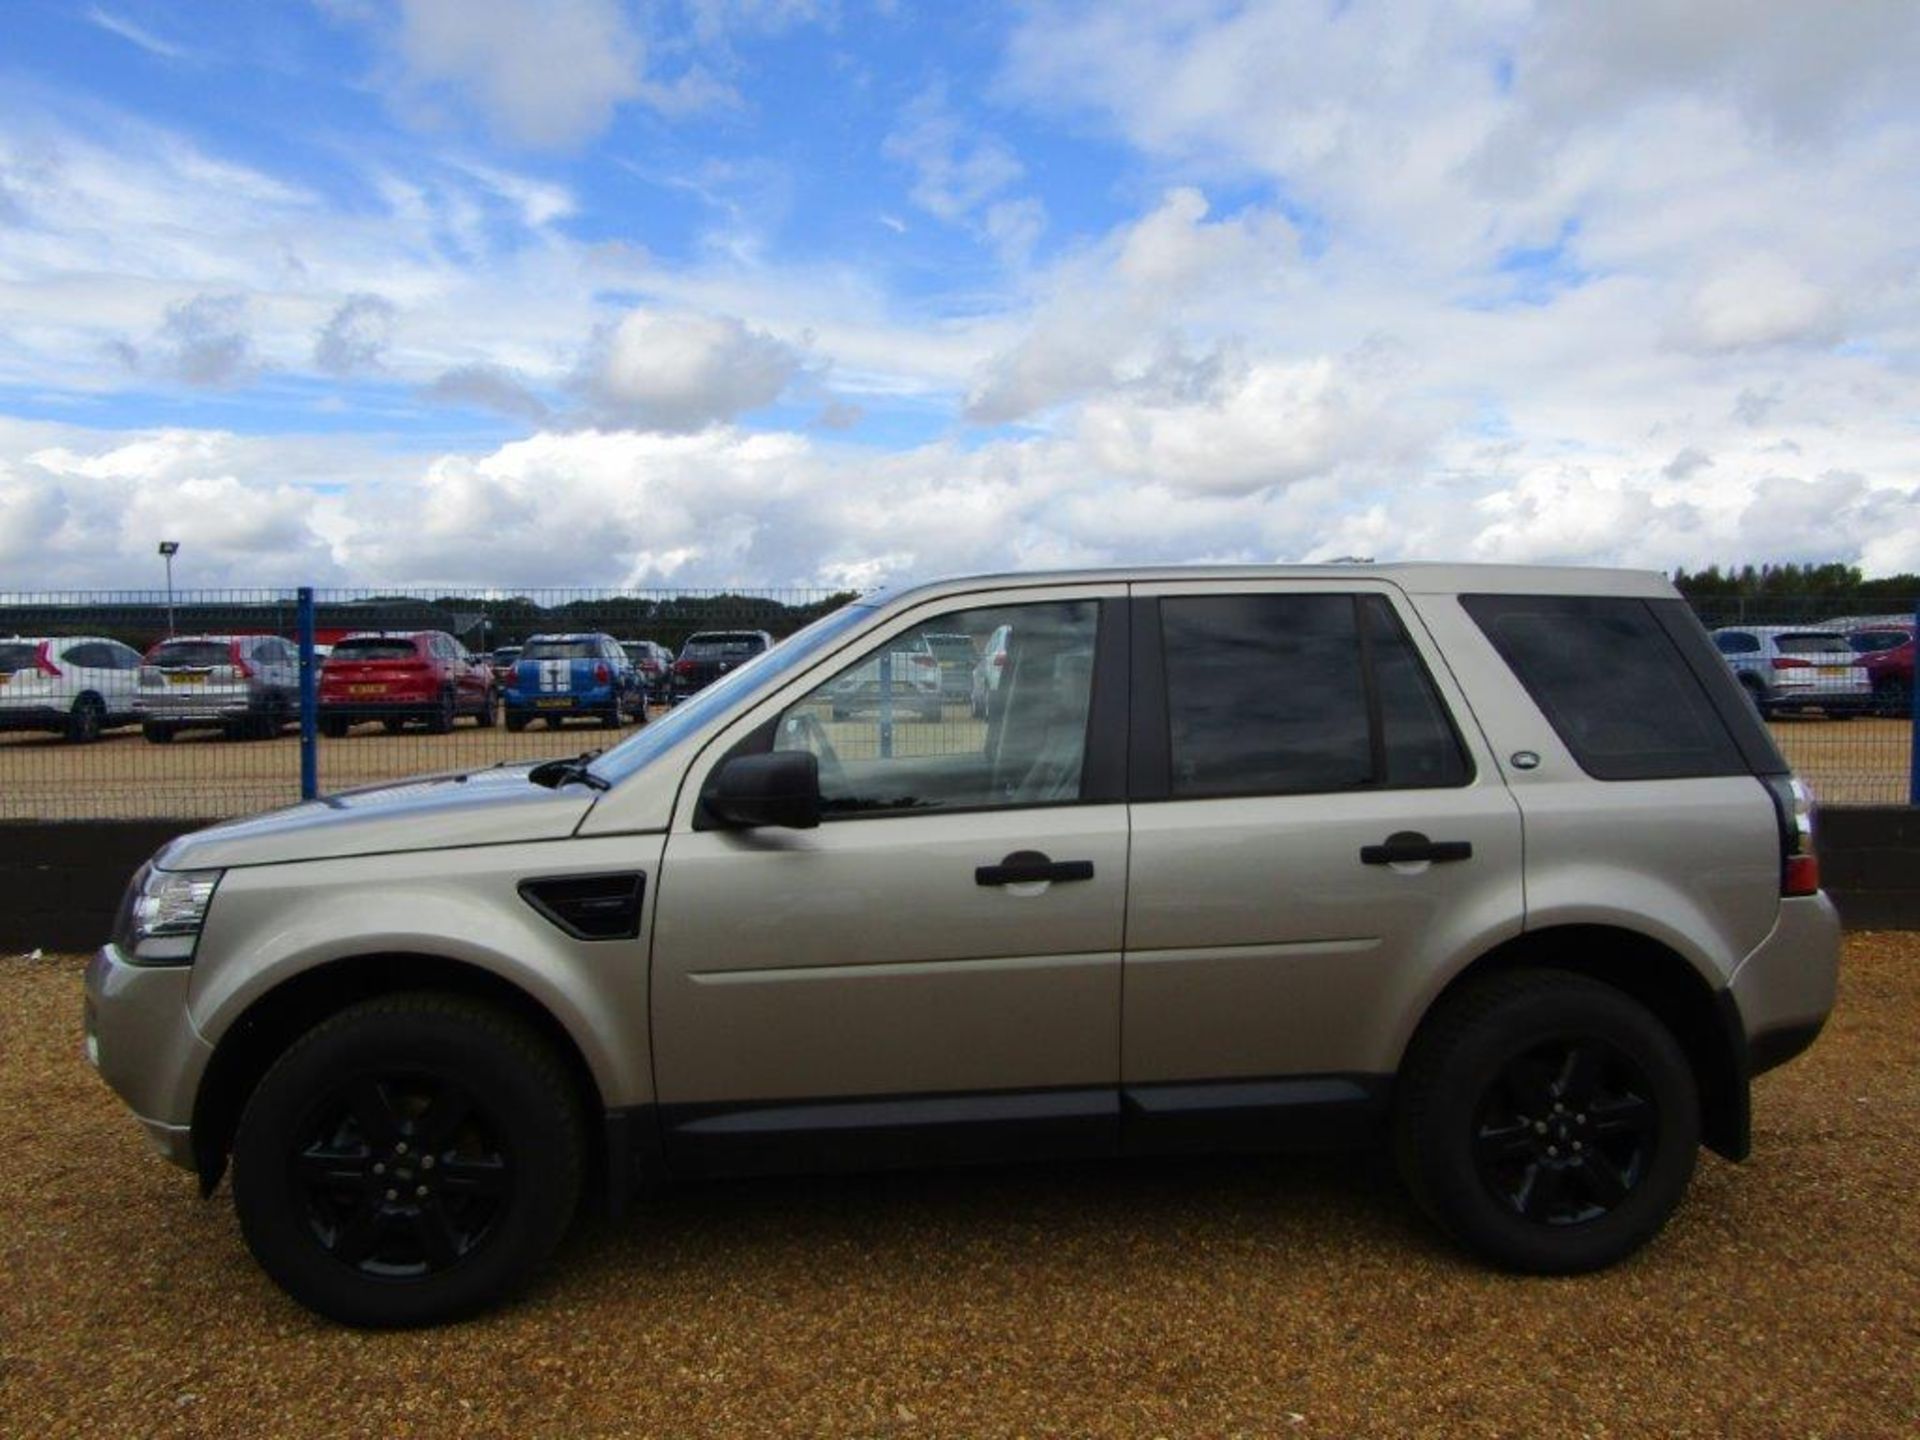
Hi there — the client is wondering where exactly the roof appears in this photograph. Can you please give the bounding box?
[867,562,1679,609]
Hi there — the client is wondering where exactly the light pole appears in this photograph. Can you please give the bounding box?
[158,541,180,637]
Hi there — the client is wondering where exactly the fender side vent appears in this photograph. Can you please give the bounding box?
[519,872,646,941]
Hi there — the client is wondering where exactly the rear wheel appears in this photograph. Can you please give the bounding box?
[426,690,455,735]
[65,693,105,744]
[601,695,626,729]
[1395,970,1698,1274]
[382,716,406,735]
[321,716,349,739]
[474,689,497,728]
[505,712,527,733]
[142,722,175,744]
[230,993,585,1328]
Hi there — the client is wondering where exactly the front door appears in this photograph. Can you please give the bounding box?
[649,587,1130,1175]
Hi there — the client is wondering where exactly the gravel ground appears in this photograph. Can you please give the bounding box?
[3,939,1916,1439]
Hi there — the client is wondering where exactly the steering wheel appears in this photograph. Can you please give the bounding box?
[779,710,846,791]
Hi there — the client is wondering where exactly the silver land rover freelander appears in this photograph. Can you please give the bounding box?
[85,565,1839,1327]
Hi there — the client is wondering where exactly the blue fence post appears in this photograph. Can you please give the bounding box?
[298,586,318,802]
[1908,604,1920,809]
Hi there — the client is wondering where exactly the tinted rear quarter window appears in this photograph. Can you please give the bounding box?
[1773,632,1851,655]
[1464,595,1746,781]
[0,643,39,672]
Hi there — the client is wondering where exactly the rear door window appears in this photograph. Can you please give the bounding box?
[1773,632,1852,655]
[1464,595,1745,781]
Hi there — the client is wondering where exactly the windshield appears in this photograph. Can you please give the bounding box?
[332,637,417,661]
[589,603,872,786]
[523,639,601,660]
[1775,632,1851,655]
[150,640,236,668]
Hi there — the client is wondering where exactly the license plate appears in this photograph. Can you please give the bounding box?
[350,684,387,696]
[535,697,573,709]
[1817,666,1852,678]
[167,673,207,686]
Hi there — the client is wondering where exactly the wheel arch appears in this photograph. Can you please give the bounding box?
[190,952,611,1198]
[1401,924,1748,1161]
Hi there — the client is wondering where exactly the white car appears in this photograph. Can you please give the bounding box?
[969,623,1012,717]
[0,634,145,741]
[1710,626,1872,717]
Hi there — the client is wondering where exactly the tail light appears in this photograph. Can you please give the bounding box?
[675,659,696,674]
[35,642,59,677]
[227,641,254,679]
[1770,657,1812,670]
[1764,776,1819,897]
[991,652,1007,670]
[594,662,611,684]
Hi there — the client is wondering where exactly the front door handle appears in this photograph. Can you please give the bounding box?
[1360,832,1473,866]
[976,850,1095,886]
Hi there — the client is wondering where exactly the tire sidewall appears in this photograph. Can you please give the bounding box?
[231,1002,581,1328]
[1405,980,1700,1274]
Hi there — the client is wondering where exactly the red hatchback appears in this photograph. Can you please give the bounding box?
[318,631,496,736]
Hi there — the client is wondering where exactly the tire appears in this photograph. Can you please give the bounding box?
[65,693,104,744]
[382,717,405,735]
[230,992,585,1329]
[474,689,497,729]
[505,713,527,733]
[1394,969,1699,1275]
[321,716,349,739]
[601,696,626,729]
[426,690,455,735]
[142,722,175,744]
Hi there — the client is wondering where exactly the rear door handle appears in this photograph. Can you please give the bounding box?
[976,850,1095,886]
[1360,832,1473,866]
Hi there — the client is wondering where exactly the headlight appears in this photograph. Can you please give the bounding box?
[114,863,222,964]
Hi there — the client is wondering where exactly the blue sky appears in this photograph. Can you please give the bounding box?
[2,0,1918,588]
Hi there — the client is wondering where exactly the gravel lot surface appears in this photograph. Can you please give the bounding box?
[3,938,1917,1439]
[0,710,1909,819]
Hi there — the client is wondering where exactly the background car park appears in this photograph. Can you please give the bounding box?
[489,645,522,688]
[136,634,299,743]
[921,631,979,702]
[671,629,773,702]
[0,634,144,741]
[825,632,946,720]
[318,631,496,736]
[970,622,1011,717]
[1711,625,1872,717]
[505,632,643,730]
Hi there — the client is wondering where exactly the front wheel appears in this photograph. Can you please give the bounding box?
[230,993,585,1328]
[66,693,105,743]
[474,689,497,728]
[1394,970,1698,1274]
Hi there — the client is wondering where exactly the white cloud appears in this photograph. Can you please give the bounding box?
[577,309,806,431]
[85,7,190,62]
[313,293,397,375]
[885,86,1024,223]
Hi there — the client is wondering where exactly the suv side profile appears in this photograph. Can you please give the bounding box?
[0,634,144,741]
[86,567,1838,1327]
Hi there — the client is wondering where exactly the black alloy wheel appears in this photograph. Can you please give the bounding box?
[292,1072,510,1279]
[67,693,104,743]
[1469,1035,1656,1226]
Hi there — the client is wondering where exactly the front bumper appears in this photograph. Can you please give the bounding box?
[1729,891,1842,1076]
[83,945,213,1171]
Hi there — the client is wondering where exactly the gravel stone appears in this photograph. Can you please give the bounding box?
[3,937,1916,1437]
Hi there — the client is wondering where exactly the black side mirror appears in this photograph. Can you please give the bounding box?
[704,751,821,830]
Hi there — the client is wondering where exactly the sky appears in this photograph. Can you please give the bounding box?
[2,0,1918,592]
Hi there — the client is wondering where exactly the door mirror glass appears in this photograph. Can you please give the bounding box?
[705,751,821,830]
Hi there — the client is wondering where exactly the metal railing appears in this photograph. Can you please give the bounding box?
[0,587,1912,820]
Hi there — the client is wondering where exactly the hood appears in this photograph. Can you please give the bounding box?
[159,763,598,870]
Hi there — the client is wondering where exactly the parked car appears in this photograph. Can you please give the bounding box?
[489,646,523,688]
[825,632,945,720]
[504,633,642,731]
[620,640,674,704]
[0,634,143,741]
[1710,626,1871,717]
[318,631,496,736]
[922,631,978,702]
[969,622,1012,717]
[1846,622,1913,716]
[87,564,1838,1327]
[670,629,773,702]
[137,634,300,742]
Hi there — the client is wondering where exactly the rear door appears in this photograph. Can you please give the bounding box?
[1120,581,1524,1149]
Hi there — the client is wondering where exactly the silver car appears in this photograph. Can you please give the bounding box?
[86,565,1839,1326]
[136,634,301,742]
[1710,625,1872,717]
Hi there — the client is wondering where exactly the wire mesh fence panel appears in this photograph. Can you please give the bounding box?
[0,584,1913,820]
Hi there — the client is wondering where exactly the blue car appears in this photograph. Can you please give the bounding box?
[504,633,644,731]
